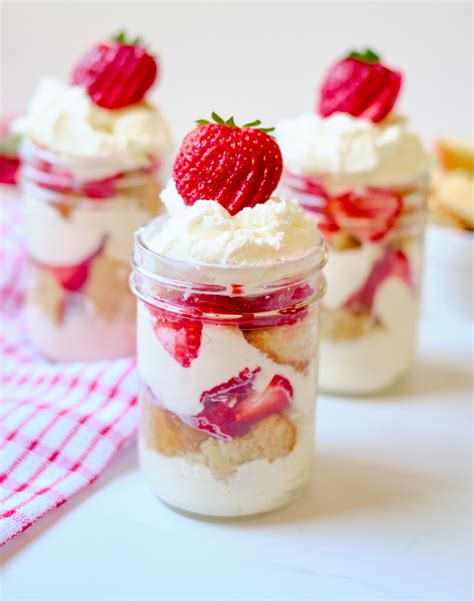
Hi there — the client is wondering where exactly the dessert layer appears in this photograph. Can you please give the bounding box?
[15,78,171,179]
[24,295,136,361]
[275,113,428,187]
[142,179,322,268]
[25,184,159,265]
[139,415,313,516]
[28,255,135,324]
[320,275,418,393]
[141,393,297,480]
[137,302,318,418]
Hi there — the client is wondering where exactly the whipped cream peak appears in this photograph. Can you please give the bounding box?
[15,78,171,179]
[144,179,323,268]
[275,112,428,186]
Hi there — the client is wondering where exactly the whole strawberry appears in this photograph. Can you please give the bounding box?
[173,113,283,215]
[71,31,158,110]
[318,48,402,123]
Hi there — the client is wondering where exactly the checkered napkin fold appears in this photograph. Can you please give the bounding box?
[0,200,138,545]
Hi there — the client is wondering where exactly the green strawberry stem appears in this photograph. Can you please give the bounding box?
[111,30,144,46]
[0,133,22,157]
[196,112,274,133]
[348,48,380,64]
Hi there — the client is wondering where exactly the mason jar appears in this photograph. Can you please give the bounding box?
[131,215,327,517]
[21,140,163,361]
[280,170,428,395]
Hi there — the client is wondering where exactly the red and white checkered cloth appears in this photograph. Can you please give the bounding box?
[0,195,138,546]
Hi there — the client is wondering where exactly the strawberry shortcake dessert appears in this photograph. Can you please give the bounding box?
[131,113,327,516]
[276,49,429,394]
[16,32,170,360]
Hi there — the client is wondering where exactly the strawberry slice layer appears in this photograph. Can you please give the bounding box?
[344,248,412,313]
[234,374,293,425]
[283,171,403,245]
[45,239,106,292]
[0,156,20,185]
[201,367,261,405]
[192,370,293,440]
[325,188,403,243]
[149,306,203,368]
[158,282,313,330]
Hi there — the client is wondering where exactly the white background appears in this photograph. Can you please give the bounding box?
[1,1,473,147]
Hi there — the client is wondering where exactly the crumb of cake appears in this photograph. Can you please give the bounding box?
[85,255,136,320]
[321,306,379,341]
[51,200,73,219]
[329,231,362,251]
[141,393,209,456]
[197,414,297,480]
[243,314,317,374]
[28,263,65,323]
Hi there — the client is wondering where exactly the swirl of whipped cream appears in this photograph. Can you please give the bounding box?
[14,78,171,180]
[143,179,323,268]
[275,112,428,187]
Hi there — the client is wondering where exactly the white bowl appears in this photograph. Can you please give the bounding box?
[422,224,473,322]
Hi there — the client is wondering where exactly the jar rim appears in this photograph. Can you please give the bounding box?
[131,214,327,324]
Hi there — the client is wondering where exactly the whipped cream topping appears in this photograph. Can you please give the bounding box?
[275,112,428,187]
[143,179,322,268]
[15,78,171,179]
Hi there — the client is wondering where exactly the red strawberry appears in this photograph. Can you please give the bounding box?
[51,262,90,292]
[201,367,261,404]
[82,174,121,199]
[49,239,106,291]
[0,121,21,185]
[192,367,261,439]
[0,156,20,185]
[325,188,403,243]
[234,374,293,425]
[193,400,245,440]
[71,31,157,110]
[173,113,283,215]
[192,370,293,439]
[344,248,412,312]
[149,306,202,368]
[318,48,402,123]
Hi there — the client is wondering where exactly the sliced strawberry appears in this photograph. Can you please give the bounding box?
[173,282,313,328]
[234,374,293,425]
[149,307,202,368]
[82,174,121,199]
[201,367,261,404]
[49,239,105,291]
[0,156,20,185]
[326,188,402,243]
[192,400,246,440]
[344,248,412,312]
[191,367,261,439]
[0,122,21,185]
[190,369,293,439]
[34,161,74,193]
[51,262,90,292]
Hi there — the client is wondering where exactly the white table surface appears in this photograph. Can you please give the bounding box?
[1,314,472,601]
